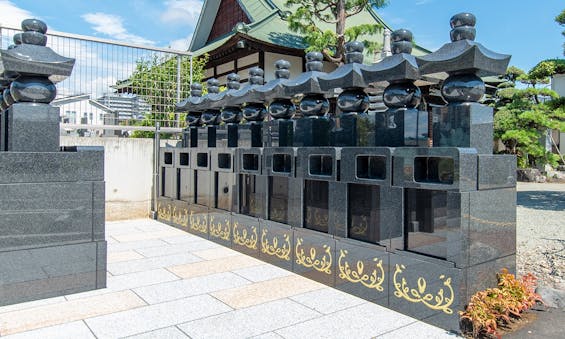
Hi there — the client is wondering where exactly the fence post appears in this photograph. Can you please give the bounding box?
[176,55,182,129]
[151,122,161,219]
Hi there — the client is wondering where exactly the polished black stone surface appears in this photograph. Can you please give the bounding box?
[392,147,478,192]
[296,147,337,181]
[303,179,330,234]
[259,220,294,271]
[231,213,261,257]
[1,103,59,152]
[340,147,393,186]
[403,189,466,264]
[239,174,267,219]
[374,108,428,147]
[334,239,388,305]
[161,13,516,334]
[208,208,232,248]
[293,228,336,286]
[388,251,463,332]
[293,117,331,147]
[0,18,106,307]
[477,154,517,190]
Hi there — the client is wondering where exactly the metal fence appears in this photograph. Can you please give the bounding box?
[1,24,193,137]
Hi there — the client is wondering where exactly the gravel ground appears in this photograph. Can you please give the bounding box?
[516,182,565,291]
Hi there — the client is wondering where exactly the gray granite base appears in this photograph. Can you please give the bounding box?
[0,103,60,152]
[0,148,106,306]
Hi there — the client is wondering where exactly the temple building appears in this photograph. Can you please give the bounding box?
[189,0,430,85]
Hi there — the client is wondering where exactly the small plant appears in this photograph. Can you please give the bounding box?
[460,269,543,338]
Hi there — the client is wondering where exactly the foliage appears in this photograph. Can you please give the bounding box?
[493,66,565,168]
[460,269,543,339]
[556,9,565,55]
[285,0,388,65]
[128,53,208,138]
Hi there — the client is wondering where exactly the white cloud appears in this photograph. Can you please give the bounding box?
[82,12,155,45]
[160,0,203,26]
[0,0,34,28]
[168,33,193,51]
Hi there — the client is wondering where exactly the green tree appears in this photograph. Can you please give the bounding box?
[556,9,565,55]
[128,53,208,138]
[285,0,388,65]
[493,66,565,168]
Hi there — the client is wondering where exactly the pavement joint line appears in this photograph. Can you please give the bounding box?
[132,248,147,258]
[282,296,325,316]
[229,269,258,283]
[164,266,187,279]
[129,289,151,306]
[82,319,99,339]
[368,319,421,338]
[175,324,192,338]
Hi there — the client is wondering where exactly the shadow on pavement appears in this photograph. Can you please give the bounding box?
[517,191,565,211]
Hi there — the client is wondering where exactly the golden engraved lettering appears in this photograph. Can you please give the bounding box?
[350,215,368,235]
[172,207,189,227]
[209,216,231,241]
[337,249,384,291]
[261,228,291,261]
[157,203,172,222]
[392,264,454,314]
[295,237,332,275]
[270,208,286,222]
[189,211,208,234]
[232,222,258,249]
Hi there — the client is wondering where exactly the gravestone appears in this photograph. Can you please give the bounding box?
[0,19,106,306]
[156,12,515,333]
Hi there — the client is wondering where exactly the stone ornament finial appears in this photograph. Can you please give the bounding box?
[305,52,324,72]
[248,67,264,86]
[391,29,413,55]
[450,13,476,42]
[226,73,241,90]
[207,78,220,94]
[345,41,364,64]
[190,83,202,97]
[18,19,48,46]
[275,60,291,79]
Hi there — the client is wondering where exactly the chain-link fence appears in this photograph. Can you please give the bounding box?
[1,24,193,137]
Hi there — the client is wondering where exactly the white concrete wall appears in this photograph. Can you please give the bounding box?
[551,74,565,155]
[551,74,565,96]
[60,136,174,220]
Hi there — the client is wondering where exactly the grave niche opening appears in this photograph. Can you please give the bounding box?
[404,188,462,261]
[240,174,262,217]
[347,183,380,244]
[304,179,329,233]
[268,176,289,224]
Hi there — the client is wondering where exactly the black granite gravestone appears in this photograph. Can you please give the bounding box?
[0,19,106,306]
[158,12,515,334]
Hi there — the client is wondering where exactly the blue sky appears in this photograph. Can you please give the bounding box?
[3,0,564,73]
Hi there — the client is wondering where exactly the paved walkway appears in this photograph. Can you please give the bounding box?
[0,219,458,339]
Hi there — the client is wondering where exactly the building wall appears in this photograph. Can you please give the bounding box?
[61,136,174,220]
[551,74,565,155]
[551,74,565,96]
[264,52,303,81]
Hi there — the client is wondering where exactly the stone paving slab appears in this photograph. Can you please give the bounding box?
[178,299,320,339]
[125,326,189,339]
[133,272,251,304]
[0,219,457,338]
[84,294,232,338]
[0,290,145,336]
[0,321,95,339]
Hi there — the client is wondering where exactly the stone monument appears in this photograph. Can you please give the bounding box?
[0,19,106,306]
[158,13,515,333]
